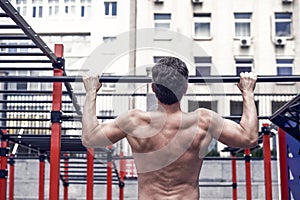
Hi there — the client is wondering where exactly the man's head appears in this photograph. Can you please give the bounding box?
[152,57,189,105]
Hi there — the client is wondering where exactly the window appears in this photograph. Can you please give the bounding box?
[32,0,43,18]
[8,43,17,53]
[154,13,171,30]
[230,100,259,123]
[104,2,117,16]
[16,0,27,16]
[188,100,218,112]
[193,13,211,39]
[48,0,59,16]
[272,101,287,114]
[80,0,91,17]
[276,59,293,75]
[194,56,211,77]
[64,0,75,15]
[32,6,42,18]
[275,13,292,37]
[17,71,28,90]
[235,58,253,75]
[234,13,251,37]
[103,36,116,43]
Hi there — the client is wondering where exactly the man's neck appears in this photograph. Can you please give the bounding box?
[157,101,181,114]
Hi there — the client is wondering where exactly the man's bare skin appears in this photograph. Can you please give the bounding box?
[82,66,258,199]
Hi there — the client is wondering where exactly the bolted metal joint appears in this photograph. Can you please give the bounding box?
[119,181,125,188]
[0,147,9,156]
[0,169,8,178]
[51,111,62,123]
[52,57,65,69]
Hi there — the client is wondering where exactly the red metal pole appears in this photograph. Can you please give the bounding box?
[231,152,237,200]
[107,146,113,200]
[8,155,14,200]
[278,128,289,200]
[262,124,273,200]
[49,44,64,200]
[87,148,94,200]
[0,133,8,200]
[63,153,69,200]
[39,153,45,200]
[244,148,252,200]
[119,151,125,200]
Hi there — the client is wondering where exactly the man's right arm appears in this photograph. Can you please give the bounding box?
[206,72,258,148]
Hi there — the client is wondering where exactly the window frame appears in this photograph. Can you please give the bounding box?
[194,56,212,77]
[154,13,172,30]
[276,58,293,76]
[235,58,253,76]
[193,13,212,40]
[104,1,117,17]
[234,13,252,38]
[274,12,292,38]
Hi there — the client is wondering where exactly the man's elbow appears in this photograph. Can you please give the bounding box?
[245,134,258,148]
[81,137,94,148]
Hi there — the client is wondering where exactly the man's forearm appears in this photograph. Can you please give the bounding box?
[82,91,99,145]
[240,92,258,144]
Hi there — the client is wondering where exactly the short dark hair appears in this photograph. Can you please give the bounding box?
[152,57,189,105]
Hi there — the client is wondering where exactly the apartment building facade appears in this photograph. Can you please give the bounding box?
[1,0,299,155]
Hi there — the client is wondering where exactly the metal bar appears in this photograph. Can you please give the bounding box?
[86,148,94,200]
[0,52,45,56]
[63,153,68,200]
[278,128,289,200]
[0,133,8,200]
[0,75,300,83]
[119,151,125,200]
[0,44,37,48]
[0,100,72,103]
[231,153,237,200]
[8,155,14,200]
[0,60,51,63]
[262,124,273,200]
[0,67,53,71]
[0,13,8,17]
[49,44,63,200]
[0,0,58,64]
[244,149,252,200]
[0,118,50,121]
[0,35,29,40]
[38,153,45,200]
[0,25,19,29]
[107,146,113,200]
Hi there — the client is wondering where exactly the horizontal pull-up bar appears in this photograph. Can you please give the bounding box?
[0,75,299,83]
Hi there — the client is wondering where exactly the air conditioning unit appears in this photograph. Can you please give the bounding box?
[240,37,251,47]
[274,37,287,46]
[282,0,293,4]
[154,0,164,3]
[192,0,203,4]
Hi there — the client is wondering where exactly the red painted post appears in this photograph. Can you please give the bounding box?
[49,44,64,200]
[107,146,113,200]
[8,155,14,200]
[0,132,8,200]
[39,153,46,200]
[244,148,252,200]
[63,153,69,200]
[119,151,125,200]
[86,148,94,200]
[278,128,289,200]
[231,152,237,200]
[262,124,273,200]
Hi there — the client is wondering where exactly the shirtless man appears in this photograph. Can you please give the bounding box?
[82,57,258,199]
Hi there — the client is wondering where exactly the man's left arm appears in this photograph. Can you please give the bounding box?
[81,75,126,148]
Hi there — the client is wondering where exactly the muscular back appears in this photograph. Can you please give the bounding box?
[123,109,212,200]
